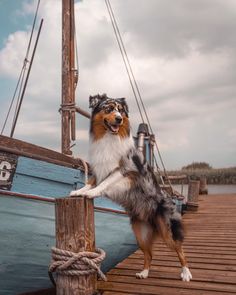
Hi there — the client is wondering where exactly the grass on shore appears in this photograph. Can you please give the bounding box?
[167,167,236,185]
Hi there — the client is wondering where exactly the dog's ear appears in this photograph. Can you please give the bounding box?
[117,97,129,117]
[89,94,107,110]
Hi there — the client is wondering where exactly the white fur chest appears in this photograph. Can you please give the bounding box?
[89,134,134,184]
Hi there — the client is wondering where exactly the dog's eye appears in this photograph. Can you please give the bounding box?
[104,106,114,113]
[118,105,124,113]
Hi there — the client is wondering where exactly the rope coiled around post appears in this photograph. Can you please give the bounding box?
[49,247,107,283]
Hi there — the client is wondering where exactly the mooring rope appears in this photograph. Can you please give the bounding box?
[49,247,107,284]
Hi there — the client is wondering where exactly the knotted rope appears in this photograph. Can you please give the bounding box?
[59,102,76,113]
[49,247,107,283]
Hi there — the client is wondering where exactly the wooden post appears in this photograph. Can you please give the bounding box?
[187,180,200,211]
[55,197,96,295]
[199,176,208,195]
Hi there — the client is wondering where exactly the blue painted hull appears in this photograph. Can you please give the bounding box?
[8,155,124,211]
[0,142,137,294]
[0,195,136,295]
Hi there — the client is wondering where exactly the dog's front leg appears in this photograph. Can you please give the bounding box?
[82,170,123,199]
[70,177,96,196]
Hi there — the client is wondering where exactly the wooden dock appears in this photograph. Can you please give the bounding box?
[98,194,236,294]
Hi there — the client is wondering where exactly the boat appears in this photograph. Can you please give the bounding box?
[0,1,160,294]
[0,0,186,292]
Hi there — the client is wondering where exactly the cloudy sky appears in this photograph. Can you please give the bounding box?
[0,0,235,170]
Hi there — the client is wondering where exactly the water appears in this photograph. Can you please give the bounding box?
[173,184,236,197]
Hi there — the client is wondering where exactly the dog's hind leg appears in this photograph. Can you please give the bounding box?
[157,217,192,281]
[174,242,192,281]
[131,220,154,279]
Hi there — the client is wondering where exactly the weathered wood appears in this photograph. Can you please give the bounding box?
[75,106,91,119]
[0,151,18,190]
[167,175,187,180]
[0,190,55,203]
[98,194,236,295]
[55,197,96,295]
[0,134,87,170]
[105,274,236,293]
[199,176,208,194]
[187,180,200,211]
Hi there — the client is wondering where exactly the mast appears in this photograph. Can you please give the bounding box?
[61,0,76,155]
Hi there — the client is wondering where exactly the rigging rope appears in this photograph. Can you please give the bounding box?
[1,0,41,136]
[104,0,172,189]
[1,66,25,135]
[12,60,28,129]
[104,0,145,124]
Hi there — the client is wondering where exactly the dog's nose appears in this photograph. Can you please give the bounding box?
[115,116,122,124]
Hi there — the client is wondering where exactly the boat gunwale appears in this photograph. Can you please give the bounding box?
[0,134,89,171]
[0,190,127,215]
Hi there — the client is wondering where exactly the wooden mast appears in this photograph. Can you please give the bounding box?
[61,0,76,155]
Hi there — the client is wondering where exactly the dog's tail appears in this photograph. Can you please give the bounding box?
[155,198,185,249]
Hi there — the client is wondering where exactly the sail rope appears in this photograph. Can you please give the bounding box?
[104,0,172,190]
[1,66,26,135]
[1,0,41,136]
[104,0,145,124]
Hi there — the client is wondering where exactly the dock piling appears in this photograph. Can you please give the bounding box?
[187,180,200,211]
[199,176,208,194]
[54,197,96,295]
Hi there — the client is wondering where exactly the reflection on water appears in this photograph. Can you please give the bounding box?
[173,184,236,197]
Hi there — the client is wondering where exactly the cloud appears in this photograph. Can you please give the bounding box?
[0,0,235,169]
[115,0,236,58]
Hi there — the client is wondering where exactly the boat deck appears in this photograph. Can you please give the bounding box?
[98,194,236,294]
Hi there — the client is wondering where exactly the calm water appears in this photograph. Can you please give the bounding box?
[173,184,236,197]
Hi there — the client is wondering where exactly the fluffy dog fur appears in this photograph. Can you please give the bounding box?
[70,94,192,281]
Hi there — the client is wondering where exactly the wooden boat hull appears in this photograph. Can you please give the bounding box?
[0,194,136,294]
[0,135,136,294]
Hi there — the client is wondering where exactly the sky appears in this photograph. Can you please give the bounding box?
[0,0,235,170]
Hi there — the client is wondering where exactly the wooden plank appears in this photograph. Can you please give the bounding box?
[98,281,236,295]
[98,194,236,294]
[116,258,236,271]
[14,157,83,185]
[113,264,236,278]
[109,268,236,284]
[130,252,236,262]
[105,274,236,293]
[0,151,18,190]
[152,247,236,255]
[0,134,87,169]
[11,173,73,197]
[10,156,84,197]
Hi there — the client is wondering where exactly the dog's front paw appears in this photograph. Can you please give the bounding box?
[136,269,149,279]
[181,267,192,282]
[70,189,86,197]
[70,190,79,196]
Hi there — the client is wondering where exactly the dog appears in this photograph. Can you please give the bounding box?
[70,94,192,281]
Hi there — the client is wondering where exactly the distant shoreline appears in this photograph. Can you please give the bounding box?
[166,167,236,185]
